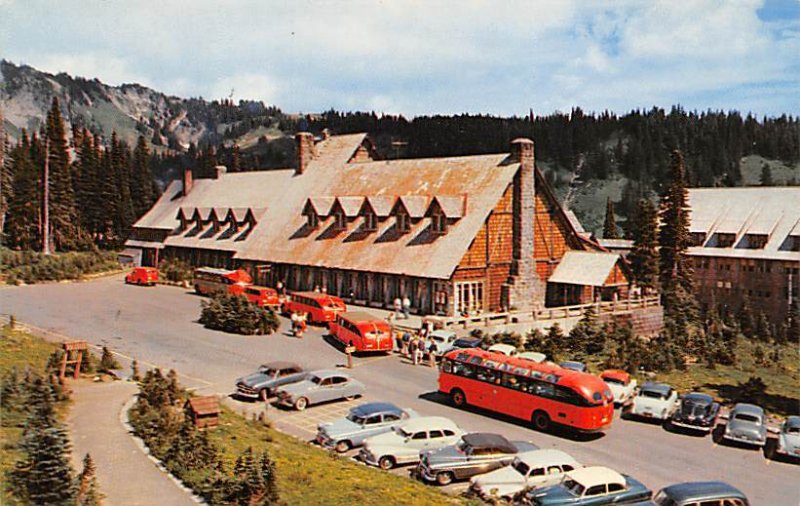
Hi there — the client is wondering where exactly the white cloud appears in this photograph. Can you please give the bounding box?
[209,73,279,104]
[20,52,153,88]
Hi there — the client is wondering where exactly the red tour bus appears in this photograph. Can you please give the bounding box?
[439,348,614,433]
[243,286,281,309]
[329,312,393,353]
[192,267,253,296]
[282,291,346,324]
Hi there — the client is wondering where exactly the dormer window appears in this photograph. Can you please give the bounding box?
[334,211,346,231]
[364,211,377,231]
[432,212,447,234]
[397,211,410,233]
[307,212,319,229]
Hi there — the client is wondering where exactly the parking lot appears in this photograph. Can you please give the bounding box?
[1,275,798,505]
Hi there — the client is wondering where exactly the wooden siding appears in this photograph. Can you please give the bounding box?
[604,263,629,286]
[534,190,574,281]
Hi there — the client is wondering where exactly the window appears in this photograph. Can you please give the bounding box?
[429,430,444,438]
[432,213,447,234]
[397,212,410,233]
[455,281,484,315]
[364,211,377,231]
[585,485,607,496]
[383,414,400,423]
[411,432,427,440]
[331,376,348,385]
[334,211,346,231]
[530,467,546,477]
[365,415,382,425]
[547,466,561,474]
[443,430,456,437]
[562,464,575,472]
[307,212,319,228]
[607,483,625,493]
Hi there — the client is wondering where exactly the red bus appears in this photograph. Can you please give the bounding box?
[243,286,281,309]
[329,312,393,353]
[439,348,614,433]
[192,267,253,296]
[282,291,346,324]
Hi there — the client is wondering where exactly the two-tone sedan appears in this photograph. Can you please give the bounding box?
[668,392,719,434]
[525,466,651,505]
[771,415,800,462]
[316,402,417,453]
[600,370,637,406]
[235,361,306,401]
[416,432,538,486]
[274,370,364,411]
[469,449,581,500]
[721,403,768,448]
[625,382,679,422]
[359,416,463,470]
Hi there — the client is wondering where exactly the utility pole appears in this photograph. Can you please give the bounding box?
[42,136,51,255]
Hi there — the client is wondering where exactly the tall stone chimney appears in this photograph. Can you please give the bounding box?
[182,168,193,197]
[295,132,316,175]
[503,138,540,311]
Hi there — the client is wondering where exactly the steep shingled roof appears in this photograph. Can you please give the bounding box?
[548,251,623,286]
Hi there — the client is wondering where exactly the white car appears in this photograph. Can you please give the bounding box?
[428,330,458,357]
[487,343,518,357]
[358,416,463,470]
[600,369,638,406]
[626,382,679,421]
[469,449,581,500]
[518,351,547,363]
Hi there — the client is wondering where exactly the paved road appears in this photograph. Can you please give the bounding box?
[2,276,798,505]
[66,380,197,506]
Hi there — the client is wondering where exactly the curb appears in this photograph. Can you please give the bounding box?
[119,392,206,505]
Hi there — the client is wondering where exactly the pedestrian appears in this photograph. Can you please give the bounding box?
[290,312,299,336]
[402,331,411,357]
[276,280,283,294]
[298,312,308,336]
[394,331,403,353]
[402,296,411,319]
[415,338,424,365]
[409,338,419,365]
[393,297,402,319]
[349,289,355,303]
[428,339,437,367]
[314,285,321,293]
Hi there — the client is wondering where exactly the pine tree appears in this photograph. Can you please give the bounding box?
[5,132,42,249]
[131,135,156,217]
[231,144,242,173]
[76,453,103,506]
[788,299,800,344]
[602,197,619,239]
[97,142,119,246]
[260,450,279,504]
[111,132,135,243]
[99,346,121,372]
[659,150,693,294]
[628,198,659,293]
[754,312,771,342]
[0,108,11,242]
[45,97,79,250]
[131,359,141,382]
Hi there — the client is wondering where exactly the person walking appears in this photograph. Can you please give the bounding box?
[409,337,419,365]
[290,312,299,336]
[393,297,402,319]
[402,296,411,319]
[401,331,411,357]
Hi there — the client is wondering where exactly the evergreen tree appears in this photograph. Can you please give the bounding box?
[231,144,242,173]
[76,453,103,506]
[602,197,619,239]
[754,312,771,342]
[97,142,119,246]
[788,299,800,344]
[259,450,279,504]
[0,108,11,242]
[759,163,773,186]
[738,297,756,338]
[111,132,135,243]
[5,132,42,249]
[659,150,693,294]
[45,97,79,250]
[628,199,659,293]
[131,135,157,217]
[99,346,121,372]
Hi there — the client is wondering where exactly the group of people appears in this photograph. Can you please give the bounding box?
[393,297,412,319]
[396,331,438,366]
[290,311,308,337]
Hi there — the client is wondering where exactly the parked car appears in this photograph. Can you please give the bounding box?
[525,466,651,505]
[559,361,587,373]
[428,330,458,357]
[359,416,463,470]
[275,370,364,411]
[235,362,306,401]
[452,336,483,349]
[125,266,158,286]
[417,432,538,486]
[721,403,768,447]
[625,382,679,421]
[599,370,637,406]
[243,285,281,308]
[518,351,547,363]
[631,481,750,506]
[487,343,518,356]
[668,392,719,433]
[315,402,417,453]
[771,415,800,461]
[469,449,581,500]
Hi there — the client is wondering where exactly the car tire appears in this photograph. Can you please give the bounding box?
[294,397,309,411]
[334,440,351,453]
[436,471,454,486]
[259,389,270,402]
[378,455,395,470]
[451,389,467,408]
[532,410,550,432]
[344,394,357,401]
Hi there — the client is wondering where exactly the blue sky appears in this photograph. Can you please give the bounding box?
[2,0,799,117]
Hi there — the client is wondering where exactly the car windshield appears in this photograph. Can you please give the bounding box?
[309,375,322,384]
[683,401,708,416]
[603,377,625,386]
[346,413,367,424]
[260,368,277,376]
[512,458,529,476]
[786,426,800,435]
[652,490,677,506]
[562,479,585,496]
[734,413,761,423]
[641,390,667,399]
[432,335,446,343]
[395,427,411,438]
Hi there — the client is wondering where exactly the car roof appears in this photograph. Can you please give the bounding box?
[308,369,349,379]
[351,402,401,417]
[462,433,516,453]
[430,330,456,338]
[641,382,673,396]
[785,416,800,428]
[567,466,625,489]
[339,311,384,323]
[601,369,630,381]
[399,416,458,432]
[518,352,546,362]
[488,343,516,352]
[732,403,764,416]
[261,361,301,371]
[517,449,579,467]
[660,481,746,502]
[560,360,585,367]
[683,392,713,404]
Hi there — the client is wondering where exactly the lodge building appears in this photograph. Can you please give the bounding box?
[125,132,635,318]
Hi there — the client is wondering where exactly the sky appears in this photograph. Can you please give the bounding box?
[2,0,799,117]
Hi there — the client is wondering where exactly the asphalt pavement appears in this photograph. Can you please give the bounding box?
[1,275,798,505]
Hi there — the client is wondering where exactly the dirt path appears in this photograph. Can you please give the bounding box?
[66,380,198,506]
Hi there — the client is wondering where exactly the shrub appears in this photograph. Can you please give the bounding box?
[158,257,193,284]
[99,346,122,372]
[199,293,280,335]
[0,248,120,284]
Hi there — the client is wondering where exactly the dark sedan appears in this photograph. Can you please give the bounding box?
[451,336,483,349]
[668,392,720,433]
[417,432,538,486]
[627,481,749,506]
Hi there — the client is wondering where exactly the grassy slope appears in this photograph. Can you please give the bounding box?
[0,326,60,504]
[209,406,475,506]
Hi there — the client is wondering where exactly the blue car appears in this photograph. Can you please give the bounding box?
[526,466,651,505]
[315,402,416,453]
[628,481,749,505]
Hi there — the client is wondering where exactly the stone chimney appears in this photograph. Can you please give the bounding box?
[503,138,540,311]
[321,128,331,141]
[182,168,193,197]
[295,132,316,175]
[213,165,227,179]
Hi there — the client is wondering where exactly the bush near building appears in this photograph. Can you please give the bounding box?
[199,293,280,335]
[0,248,120,285]
[157,257,193,284]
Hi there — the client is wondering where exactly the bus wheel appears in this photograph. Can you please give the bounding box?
[451,389,466,407]
[532,410,550,432]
